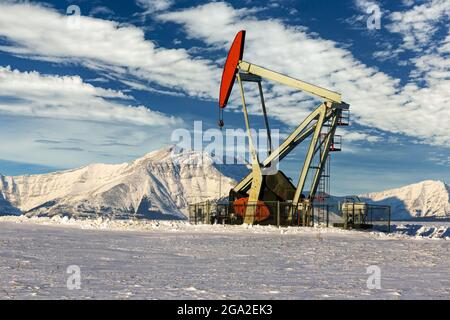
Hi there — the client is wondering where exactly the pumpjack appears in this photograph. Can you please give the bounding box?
[218,30,350,226]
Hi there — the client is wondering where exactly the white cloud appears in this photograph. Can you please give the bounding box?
[354,0,380,11]
[386,0,450,50]
[136,0,173,13]
[0,2,217,98]
[0,0,448,156]
[0,66,180,127]
[158,2,450,147]
[0,116,175,169]
[410,28,450,84]
[0,66,184,169]
[372,47,404,61]
[89,6,115,17]
[0,2,197,169]
[427,152,450,166]
[338,129,381,143]
[401,0,415,7]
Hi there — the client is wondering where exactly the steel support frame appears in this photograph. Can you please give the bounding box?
[296,107,341,226]
[234,60,347,225]
[292,103,327,206]
[233,103,335,194]
[309,108,341,202]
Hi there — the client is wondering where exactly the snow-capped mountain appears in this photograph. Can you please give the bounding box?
[0,147,247,219]
[0,147,448,221]
[360,180,450,220]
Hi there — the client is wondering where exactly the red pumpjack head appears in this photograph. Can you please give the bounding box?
[219,30,246,109]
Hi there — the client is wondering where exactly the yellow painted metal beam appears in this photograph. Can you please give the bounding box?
[239,61,342,103]
[292,103,327,205]
[309,108,341,201]
[237,74,263,225]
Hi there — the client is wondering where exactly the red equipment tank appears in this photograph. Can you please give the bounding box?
[233,197,270,222]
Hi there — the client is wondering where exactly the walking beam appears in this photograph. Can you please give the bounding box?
[239,61,342,103]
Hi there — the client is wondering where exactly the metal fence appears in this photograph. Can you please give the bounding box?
[332,202,391,232]
[367,204,391,232]
[189,201,320,226]
[189,201,391,232]
[189,201,331,227]
[313,204,332,227]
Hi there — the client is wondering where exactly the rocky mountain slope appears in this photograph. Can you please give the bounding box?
[361,180,450,220]
[0,147,247,219]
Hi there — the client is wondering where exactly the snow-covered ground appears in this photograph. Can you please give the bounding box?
[0,216,449,299]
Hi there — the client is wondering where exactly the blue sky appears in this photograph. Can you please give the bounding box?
[0,0,449,195]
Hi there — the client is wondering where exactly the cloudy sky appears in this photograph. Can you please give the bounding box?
[0,0,448,194]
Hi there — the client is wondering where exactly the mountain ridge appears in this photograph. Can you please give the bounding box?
[360,180,450,220]
[0,147,448,220]
[0,146,245,219]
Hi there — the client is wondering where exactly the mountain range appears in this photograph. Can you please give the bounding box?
[0,147,244,219]
[0,146,448,220]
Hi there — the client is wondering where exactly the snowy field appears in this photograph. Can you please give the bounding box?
[0,216,449,300]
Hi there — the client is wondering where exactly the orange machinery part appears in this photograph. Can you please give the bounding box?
[233,197,271,222]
